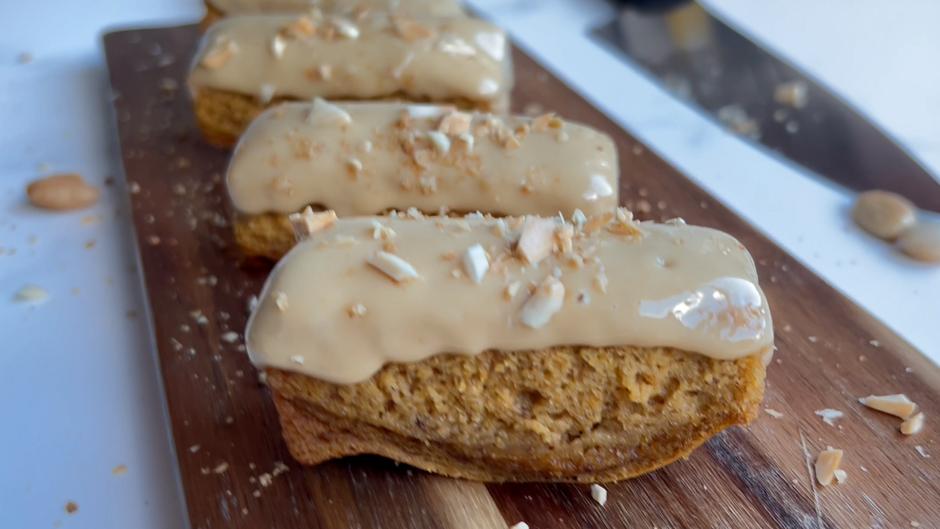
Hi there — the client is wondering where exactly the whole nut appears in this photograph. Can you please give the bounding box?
[897,221,940,263]
[852,190,916,240]
[27,173,100,211]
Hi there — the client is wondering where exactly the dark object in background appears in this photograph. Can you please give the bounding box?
[596,0,940,212]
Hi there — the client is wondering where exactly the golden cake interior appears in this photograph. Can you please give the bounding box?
[267,344,766,483]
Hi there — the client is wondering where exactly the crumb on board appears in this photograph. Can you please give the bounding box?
[590,483,607,506]
[764,408,784,419]
[65,501,78,514]
[814,408,844,426]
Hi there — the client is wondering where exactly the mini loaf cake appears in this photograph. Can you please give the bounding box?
[229,100,618,258]
[202,0,465,28]
[189,11,512,146]
[247,209,773,482]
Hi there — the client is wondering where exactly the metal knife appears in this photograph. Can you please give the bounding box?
[593,0,940,212]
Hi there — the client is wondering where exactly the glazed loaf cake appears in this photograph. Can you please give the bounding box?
[202,0,466,28]
[247,210,774,482]
[228,100,618,259]
[189,11,511,146]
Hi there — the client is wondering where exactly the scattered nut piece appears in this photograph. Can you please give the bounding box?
[330,18,360,39]
[915,445,930,458]
[531,112,563,132]
[858,394,917,419]
[308,97,351,126]
[900,412,925,435]
[370,220,396,240]
[509,523,529,529]
[347,303,367,318]
[852,190,916,240]
[516,217,556,265]
[814,446,844,486]
[213,462,229,474]
[814,408,844,426]
[462,244,489,284]
[258,83,276,103]
[201,37,238,69]
[221,331,239,343]
[833,469,848,484]
[270,34,286,58]
[455,132,474,153]
[65,501,79,514]
[520,276,565,328]
[896,221,940,263]
[437,111,472,135]
[426,130,451,154]
[275,292,289,311]
[764,408,784,419]
[288,207,337,239]
[503,281,521,301]
[583,175,614,201]
[590,484,607,506]
[27,173,99,211]
[290,354,305,365]
[14,284,49,304]
[367,251,419,283]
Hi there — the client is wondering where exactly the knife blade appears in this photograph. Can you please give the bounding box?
[593,1,940,213]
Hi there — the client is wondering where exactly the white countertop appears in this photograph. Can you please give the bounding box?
[0,1,937,527]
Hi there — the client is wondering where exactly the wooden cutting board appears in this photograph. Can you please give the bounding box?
[103,24,940,529]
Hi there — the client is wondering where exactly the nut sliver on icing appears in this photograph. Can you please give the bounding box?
[246,213,774,384]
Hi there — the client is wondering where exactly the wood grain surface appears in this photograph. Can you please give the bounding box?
[104,24,940,529]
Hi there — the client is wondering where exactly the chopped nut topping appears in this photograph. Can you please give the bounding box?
[531,113,563,132]
[288,207,336,239]
[520,276,565,328]
[554,223,574,254]
[516,217,556,265]
[608,208,643,237]
[347,303,367,318]
[455,132,474,153]
[290,354,305,365]
[307,97,351,126]
[900,412,925,435]
[393,16,434,42]
[437,111,473,135]
[258,83,276,103]
[590,484,608,506]
[510,523,529,529]
[201,37,238,69]
[814,446,844,486]
[503,281,521,300]
[27,173,99,211]
[270,35,286,58]
[764,408,784,418]
[346,157,363,177]
[367,251,419,283]
[462,244,489,284]
[305,63,333,81]
[833,469,848,484]
[330,18,359,39]
[283,15,317,38]
[275,292,289,311]
[426,130,451,154]
[814,408,844,426]
[858,394,917,419]
[370,219,396,240]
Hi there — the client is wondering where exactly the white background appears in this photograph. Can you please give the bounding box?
[0,1,937,527]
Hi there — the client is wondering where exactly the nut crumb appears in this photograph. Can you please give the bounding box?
[814,446,844,486]
[519,276,564,329]
[858,394,917,419]
[510,523,529,529]
[900,412,924,435]
[112,464,128,476]
[915,445,930,458]
[213,462,229,474]
[289,207,337,238]
[764,408,784,418]
[201,37,238,69]
[221,331,239,343]
[14,284,48,304]
[814,408,844,426]
[462,244,489,284]
[65,501,79,514]
[590,483,607,506]
[516,217,555,265]
[347,303,367,318]
[367,251,419,283]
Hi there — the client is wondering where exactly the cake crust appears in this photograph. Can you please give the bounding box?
[266,345,766,482]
